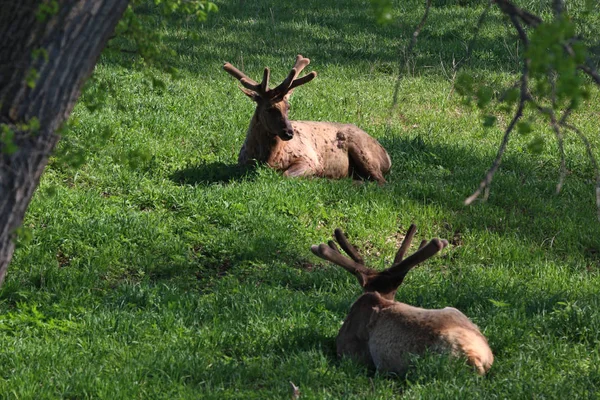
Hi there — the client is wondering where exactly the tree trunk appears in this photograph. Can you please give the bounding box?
[0,0,129,286]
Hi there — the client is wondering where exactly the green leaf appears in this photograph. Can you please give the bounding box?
[26,68,39,89]
[370,0,393,25]
[585,0,597,12]
[35,0,59,22]
[1,125,18,155]
[207,2,218,13]
[489,299,510,308]
[482,115,496,127]
[503,87,519,105]
[527,136,545,154]
[517,121,532,135]
[476,86,493,109]
[14,226,33,249]
[32,48,49,62]
[151,77,167,90]
[28,117,41,134]
[455,73,474,96]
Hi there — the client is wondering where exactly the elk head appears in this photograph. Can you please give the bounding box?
[311,225,449,364]
[223,55,317,141]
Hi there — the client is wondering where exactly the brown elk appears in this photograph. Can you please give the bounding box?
[311,225,494,376]
[223,55,391,183]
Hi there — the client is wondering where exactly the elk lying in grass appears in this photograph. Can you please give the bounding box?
[311,225,493,375]
[223,55,391,183]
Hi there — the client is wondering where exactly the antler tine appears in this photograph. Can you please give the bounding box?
[389,238,448,274]
[239,78,262,93]
[260,67,270,93]
[362,238,448,298]
[393,224,417,265]
[359,237,448,299]
[223,63,258,85]
[292,54,311,76]
[334,228,365,264]
[328,240,340,252]
[224,62,263,93]
[311,243,371,287]
[270,55,313,98]
[271,68,297,98]
[288,71,317,91]
[418,239,428,250]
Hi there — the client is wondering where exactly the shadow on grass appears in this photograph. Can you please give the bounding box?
[377,134,600,255]
[170,162,255,185]
[274,326,337,356]
[158,132,600,287]
[104,0,532,78]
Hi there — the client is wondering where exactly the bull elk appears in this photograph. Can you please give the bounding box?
[311,225,494,376]
[223,55,391,183]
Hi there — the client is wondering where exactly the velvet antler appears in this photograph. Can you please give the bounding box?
[223,54,317,100]
[311,225,448,300]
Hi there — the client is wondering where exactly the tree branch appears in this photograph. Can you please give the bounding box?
[578,64,600,86]
[561,122,600,221]
[464,83,526,205]
[391,0,432,109]
[463,0,493,66]
[465,12,531,205]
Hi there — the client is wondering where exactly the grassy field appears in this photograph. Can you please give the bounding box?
[2,0,600,398]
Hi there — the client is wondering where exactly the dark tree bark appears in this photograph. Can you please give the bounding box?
[0,0,129,286]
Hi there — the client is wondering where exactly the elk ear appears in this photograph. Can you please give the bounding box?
[366,306,383,333]
[239,86,259,101]
[356,306,381,341]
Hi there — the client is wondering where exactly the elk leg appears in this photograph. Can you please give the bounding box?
[283,161,313,177]
[348,146,387,184]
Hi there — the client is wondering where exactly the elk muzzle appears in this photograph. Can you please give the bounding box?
[279,119,295,141]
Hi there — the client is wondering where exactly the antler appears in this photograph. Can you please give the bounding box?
[223,62,267,95]
[270,55,317,98]
[311,225,448,300]
[223,55,317,100]
[311,242,374,286]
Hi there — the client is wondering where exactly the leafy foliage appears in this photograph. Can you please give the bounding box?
[53,0,217,170]
[109,0,218,85]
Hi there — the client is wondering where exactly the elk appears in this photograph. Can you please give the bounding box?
[310,225,494,376]
[223,55,391,183]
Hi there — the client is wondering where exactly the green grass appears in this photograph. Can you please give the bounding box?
[2,0,600,398]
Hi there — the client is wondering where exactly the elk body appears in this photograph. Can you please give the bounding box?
[311,225,493,376]
[223,55,391,183]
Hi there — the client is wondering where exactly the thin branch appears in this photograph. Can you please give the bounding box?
[443,1,493,100]
[560,38,600,87]
[550,73,567,194]
[578,64,600,86]
[535,103,567,194]
[407,0,432,65]
[553,121,567,194]
[495,0,541,28]
[391,0,432,109]
[463,0,493,66]
[508,13,529,46]
[464,14,531,205]
[561,122,600,221]
[464,92,525,205]
[552,0,564,17]
[559,102,575,124]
